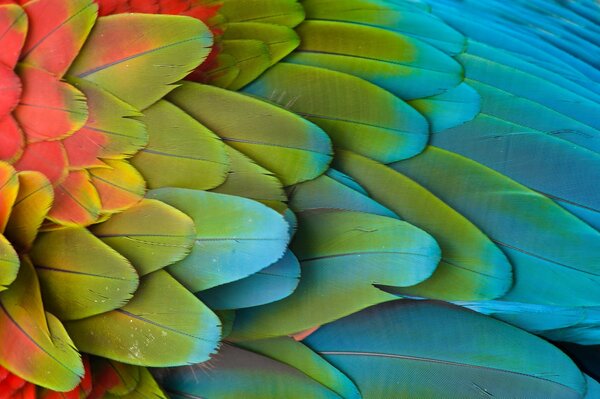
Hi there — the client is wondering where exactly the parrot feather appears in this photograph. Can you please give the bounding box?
[197,249,300,310]
[229,209,440,340]
[65,270,221,367]
[304,300,587,399]
[168,82,332,186]
[243,63,429,163]
[91,199,196,277]
[69,13,212,110]
[29,227,139,321]
[147,188,289,292]
[0,258,83,391]
[334,149,512,300]
[132,100,228,191]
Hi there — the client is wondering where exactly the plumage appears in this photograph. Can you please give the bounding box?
[1,0,599,396]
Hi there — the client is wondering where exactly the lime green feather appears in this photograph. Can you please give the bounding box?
[288,20,463,100]
[168,82,332,186]
[224,22,300,65]
[91,199,196,276]
[243,63,429,163]
[220,39,272,90]
[132,100,228,191]
[0,258,83,391]
[69,14,212,110]
[30,228,139,321]
[65,270,221,367]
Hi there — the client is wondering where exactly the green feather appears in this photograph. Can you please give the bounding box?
[168,82,332,186]
[0,236,18,292]
[229,209,440,340]
[224,22,300,65]
[301,0,466,55]
[91,199,196,276]
[158,343,348,399]
[30,228,139,321]
[288,171,398,218]
[4,171,53,252]
[211,146,287,204]
[237,337,361,399]
[132,100,228,191]
[69,14,212,110]
[304,301,587,399]
[288,20,463,100]
[218,0,305,27]
[147,188,289,292]
[65,270,221,367]
[334,150,512,301]
[0,258,83,391]
[220,39,272,90]
[243,63,429,163]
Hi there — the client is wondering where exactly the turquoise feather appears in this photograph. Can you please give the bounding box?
[304,301,587,399]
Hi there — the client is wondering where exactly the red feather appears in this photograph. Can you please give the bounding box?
[0,65,21,121]
[0,116,23,163]
[14,65,88,142]
[0,4,27,69]
[14,141,68,184]
[20,0,98,77]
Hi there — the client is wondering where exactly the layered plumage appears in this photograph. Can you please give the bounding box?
[0,0,599,398]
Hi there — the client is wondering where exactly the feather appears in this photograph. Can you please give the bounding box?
[431,114,600,230]
[91,199,195,277]
[64,270,221,367]
[210,146,287,204]
[391,146,600,306]
[304,300,587,399]
[218,0,305,27]
[0,236,18,293]
[4,171,52,252]
[0,116,23,163]
[14,141,68,185]
[224,22,300,65]
[132,100,228,191]
[157,343,349,399]
[288,20,463,100]
[48,170,101,226]
[288,171,398,218]
[0,4,27,69]
[197,249,300,310]
[168,82,332,186]
[301,0,465,55]
[147,188,289,292]
[219,39,272,90]
[89,160,145,215]
[0,258,83,391]
[334,150,512,300]
[64,77,147,169]
[14,64,88,143]
[408,82,480,132]
[0,162,18,233]
[229,209,440,340]
[243,63,429,163]
[20,0,97,77]
[29,227,139,321]
[237,337,361,399]
[69,13,212,110]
